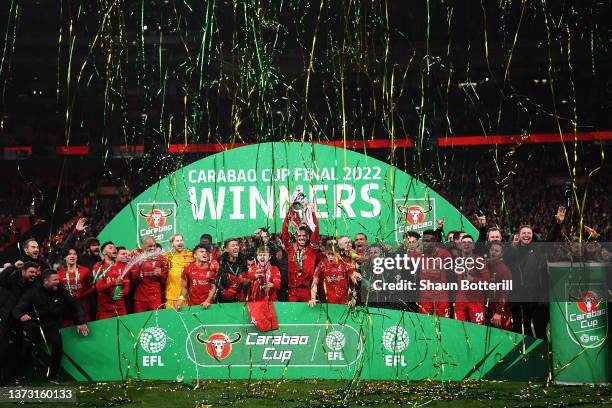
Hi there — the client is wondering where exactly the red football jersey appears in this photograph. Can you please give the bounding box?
[487,259,512,304]
[58,265,94,299]
[314,259,352,304]
[131,255,168,303]
[58,265,94,326]
[92,260,114,283]
[455,255,489,303]
[282,212,321,291]
[247,263,281,301]
[95,261,130,314]
[418,248,453,303]
[183,260,219,306]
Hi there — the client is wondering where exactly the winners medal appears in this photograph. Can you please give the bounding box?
[113,266,124,301]
[113,284,123,301]
[296,249,305,277]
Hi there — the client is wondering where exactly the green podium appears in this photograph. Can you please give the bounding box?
[59,303,548,382]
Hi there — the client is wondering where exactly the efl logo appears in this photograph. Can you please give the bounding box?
[577,291,601,314]
[136,202,176,244]
[139,327,167,354]
[196,332,242,361]
[382,326,409,353]
[139,327,168,367]
[381,326,409,367]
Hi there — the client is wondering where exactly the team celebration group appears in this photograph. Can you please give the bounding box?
[2,203,606,383]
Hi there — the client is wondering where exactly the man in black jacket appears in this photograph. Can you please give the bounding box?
[506,225,548,339]
[0,261,38,384]
[20,239,51,273]
[505,206,566,339]
[217,239,249,302]
[12,270,89,382]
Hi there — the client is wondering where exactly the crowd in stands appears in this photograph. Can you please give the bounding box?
[1,148,606,266]
[0,217,20,249]
[429,149,610,242]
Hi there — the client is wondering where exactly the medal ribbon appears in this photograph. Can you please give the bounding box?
[296,248,305,276]
[65,266,80,296]
[94,261,114,283]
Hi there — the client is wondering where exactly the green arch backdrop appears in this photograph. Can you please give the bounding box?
[98,142,477,248]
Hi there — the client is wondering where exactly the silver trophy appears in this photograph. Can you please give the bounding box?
[291,190,307,211]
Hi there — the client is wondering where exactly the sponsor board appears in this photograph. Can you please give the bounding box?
[60,303,548,382]
[99,143,477,249]
[185,324,363,367]
[565,285,607,348]
[549,262,610,383]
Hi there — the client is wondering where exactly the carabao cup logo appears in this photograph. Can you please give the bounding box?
[565,285,607,349]
[405,205,425,225]
[136,202,176,244]
[140,208,173,228]
[577,291,600,313]
[394,199,436,241]
[140,327,167,354]
[196,332,242,360]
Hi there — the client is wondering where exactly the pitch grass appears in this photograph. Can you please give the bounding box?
[25,380,612,407]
